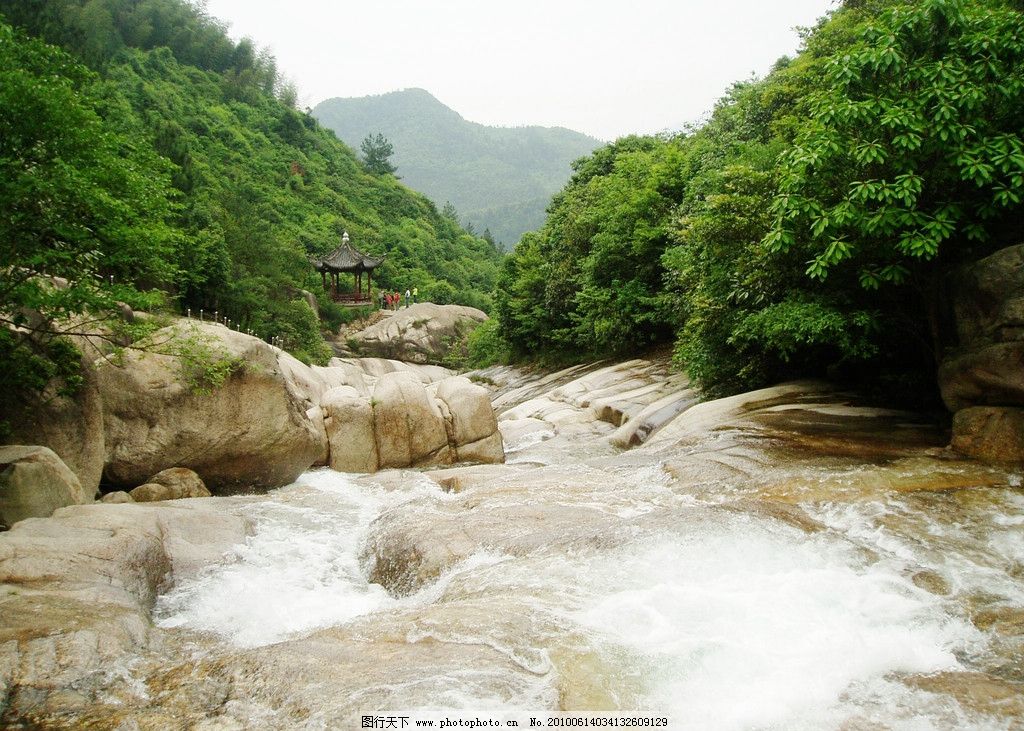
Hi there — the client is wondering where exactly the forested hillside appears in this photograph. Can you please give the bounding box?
[313,89,603,248]
[491,0,1024,406]
[0,0,502,396]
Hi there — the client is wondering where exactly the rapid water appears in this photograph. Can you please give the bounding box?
[155,468,1023,729]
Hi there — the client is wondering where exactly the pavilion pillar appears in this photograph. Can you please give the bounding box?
[367,271,373,301]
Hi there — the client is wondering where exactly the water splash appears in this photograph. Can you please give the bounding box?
[156,470,417,647]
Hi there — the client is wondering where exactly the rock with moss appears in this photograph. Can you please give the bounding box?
[341,302,487,365]
[96,321,323,494]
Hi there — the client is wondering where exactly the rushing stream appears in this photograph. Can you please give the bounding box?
[151,465,1023,730]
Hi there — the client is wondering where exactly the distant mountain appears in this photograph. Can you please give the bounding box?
[313,89,603,248]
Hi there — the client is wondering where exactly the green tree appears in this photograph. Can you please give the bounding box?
[765,0,1024,360]
[496,135,684,360]
[360,132,397,176]
[441,200,459,221]
[0,21,178,424]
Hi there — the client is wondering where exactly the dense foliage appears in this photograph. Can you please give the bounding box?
[496,0,1024,405]
[313,88,603,248]
[1,0,501,420]
[0,21,179,424]
[497,136,686,357]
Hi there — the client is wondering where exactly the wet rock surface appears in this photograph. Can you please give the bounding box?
[1,356,1022,729]
[940,244,1024,463]
[0,500,251,726]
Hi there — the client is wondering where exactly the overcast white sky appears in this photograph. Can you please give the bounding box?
[202,0,836,141]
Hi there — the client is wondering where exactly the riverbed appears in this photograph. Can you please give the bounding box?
[2,361,1022,729]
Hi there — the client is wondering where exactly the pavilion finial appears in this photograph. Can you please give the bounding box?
[342,231,350,245]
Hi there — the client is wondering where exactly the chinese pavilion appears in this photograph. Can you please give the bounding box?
[311,231,385,303]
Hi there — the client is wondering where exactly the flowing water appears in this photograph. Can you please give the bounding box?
[152,463,1024,730]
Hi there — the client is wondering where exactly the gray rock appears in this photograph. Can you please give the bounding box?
[0,446,91,530]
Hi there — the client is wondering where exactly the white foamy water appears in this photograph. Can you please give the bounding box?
[562,517,986,730]
[155,471,1018,728]
[155,470,424,647]
[810,490,1024,608]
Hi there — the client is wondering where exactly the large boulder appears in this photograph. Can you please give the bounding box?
[97,322,323,494]
[322,386,379,473]
[2,354,105,498]
[0,446,92,529]
[950,244,1024,344]
[951,406,1024,463]
[343,302,487,365]
[434,376,505,464]
[940,341,1024,413]
[372,371,450,468]
[939,244,1024,462]
[1,299,144,497]
[318,375,504,474]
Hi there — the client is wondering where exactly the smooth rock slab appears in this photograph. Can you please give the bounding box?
[0,500,251,724]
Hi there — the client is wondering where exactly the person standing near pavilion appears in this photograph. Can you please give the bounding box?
[412,286,418,304]
[404,288,411,308]
[378,289,385,310]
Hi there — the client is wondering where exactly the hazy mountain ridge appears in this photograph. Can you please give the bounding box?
[313,88,603,247]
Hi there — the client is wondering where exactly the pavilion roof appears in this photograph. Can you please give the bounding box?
[312,232,385,273]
